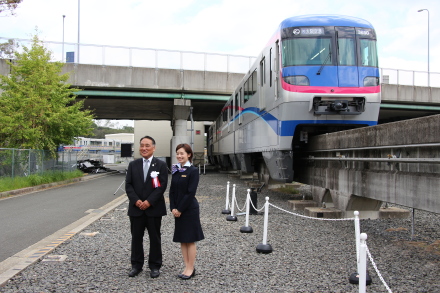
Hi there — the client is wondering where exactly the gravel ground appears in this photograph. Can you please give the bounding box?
[1,172,439,292]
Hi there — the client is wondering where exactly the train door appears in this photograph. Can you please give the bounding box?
[273,41,280,99]
[238,88,242,125]
[235,92,240,125]
[259,57,266,110]
[336,27,359,87]
[226,101,231,133]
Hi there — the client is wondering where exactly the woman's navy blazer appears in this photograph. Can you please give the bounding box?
[169,165,199,213]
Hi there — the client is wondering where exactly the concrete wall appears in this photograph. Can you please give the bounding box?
[381,84,440,103]
[60,62,244,94]
[133,120,206,160]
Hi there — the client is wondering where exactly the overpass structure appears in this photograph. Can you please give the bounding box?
[63,63,242,121]
[64,63,440,123]
[1,39,440,123]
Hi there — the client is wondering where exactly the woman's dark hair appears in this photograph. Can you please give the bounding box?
[175,143,193,162]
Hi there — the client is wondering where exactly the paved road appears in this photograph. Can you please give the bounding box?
[0,172,127,263]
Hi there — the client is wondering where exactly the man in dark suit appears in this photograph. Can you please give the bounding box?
[125,135,168,278]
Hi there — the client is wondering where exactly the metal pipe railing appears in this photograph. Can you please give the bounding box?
[2,37,438,86]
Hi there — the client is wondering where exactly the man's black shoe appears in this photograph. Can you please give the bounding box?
[150,269,160,278]
[128,268,142,277]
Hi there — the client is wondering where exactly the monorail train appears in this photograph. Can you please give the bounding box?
[207,15,380,183]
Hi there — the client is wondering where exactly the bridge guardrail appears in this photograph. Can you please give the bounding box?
[381,68,440,88]
[0,37,256,74]
[1,37,438,87]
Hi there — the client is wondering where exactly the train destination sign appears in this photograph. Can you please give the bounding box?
[283,27,327,38]
[298,27,325,35]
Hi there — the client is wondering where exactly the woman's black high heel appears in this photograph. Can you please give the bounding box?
[180,268,195,280]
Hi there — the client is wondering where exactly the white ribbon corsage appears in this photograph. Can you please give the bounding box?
[150,171,161,188]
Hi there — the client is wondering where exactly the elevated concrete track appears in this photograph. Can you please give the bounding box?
[299,114,440,217]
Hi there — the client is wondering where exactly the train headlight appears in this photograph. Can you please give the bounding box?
[363,76,379,87]
[283,75,310,86]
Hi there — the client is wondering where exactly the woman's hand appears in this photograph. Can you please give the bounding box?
[172,209,181,217]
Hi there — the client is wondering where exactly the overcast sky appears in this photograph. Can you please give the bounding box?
[1,0,439,127]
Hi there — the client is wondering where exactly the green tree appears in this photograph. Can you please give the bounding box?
[0,34,94,154]
[90,121,134,139]
[0,0,22,15]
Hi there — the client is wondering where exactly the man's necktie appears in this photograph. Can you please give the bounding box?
[143,160,149,182]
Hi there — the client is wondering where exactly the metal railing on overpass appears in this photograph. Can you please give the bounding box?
[0,37,256,74]
[1,37,439,87]
[381,68,440,88]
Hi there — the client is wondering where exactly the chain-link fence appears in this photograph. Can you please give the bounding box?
[65,148,130,164]
[0,148,78,178]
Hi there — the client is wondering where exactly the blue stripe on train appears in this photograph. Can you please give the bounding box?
[229,107,377,136]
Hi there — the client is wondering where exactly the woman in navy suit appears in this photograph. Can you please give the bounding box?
[169,143,204,280]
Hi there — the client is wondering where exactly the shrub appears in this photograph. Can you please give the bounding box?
[0,170,84,192]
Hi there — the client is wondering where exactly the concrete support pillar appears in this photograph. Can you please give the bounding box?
[171,99,191,165]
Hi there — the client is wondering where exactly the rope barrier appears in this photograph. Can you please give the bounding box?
[249,195,267,212]
[268,203,355,221]
[366,246,393,293]
[234,192,248,212]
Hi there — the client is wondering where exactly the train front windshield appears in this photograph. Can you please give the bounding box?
[281,26,378,68]
[282,38,332,66]
[359,39,378,67]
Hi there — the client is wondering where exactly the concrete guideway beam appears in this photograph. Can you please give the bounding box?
[302,114,440,216]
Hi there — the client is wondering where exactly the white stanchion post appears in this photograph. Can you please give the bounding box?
[222,181,231,214]
[226,184,237,221]
[349,211,372,286]
[359,233,368,293]
[203,164,205,175]
[354,211,360,273]
[256,196,272,253]
[240,189,253,233]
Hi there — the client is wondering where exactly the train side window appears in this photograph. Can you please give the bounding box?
[260,57,265,85]
[251,70,257,95]
[359,39,378,67]
[223,105,228,122]
[235,93,239,114]
[244,80,249,103]
[229,100,233,120]
[238,88,243,124]
[244,70,257,103]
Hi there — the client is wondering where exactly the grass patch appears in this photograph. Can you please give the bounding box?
[0,170,84,193]
[275,186,300,195]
